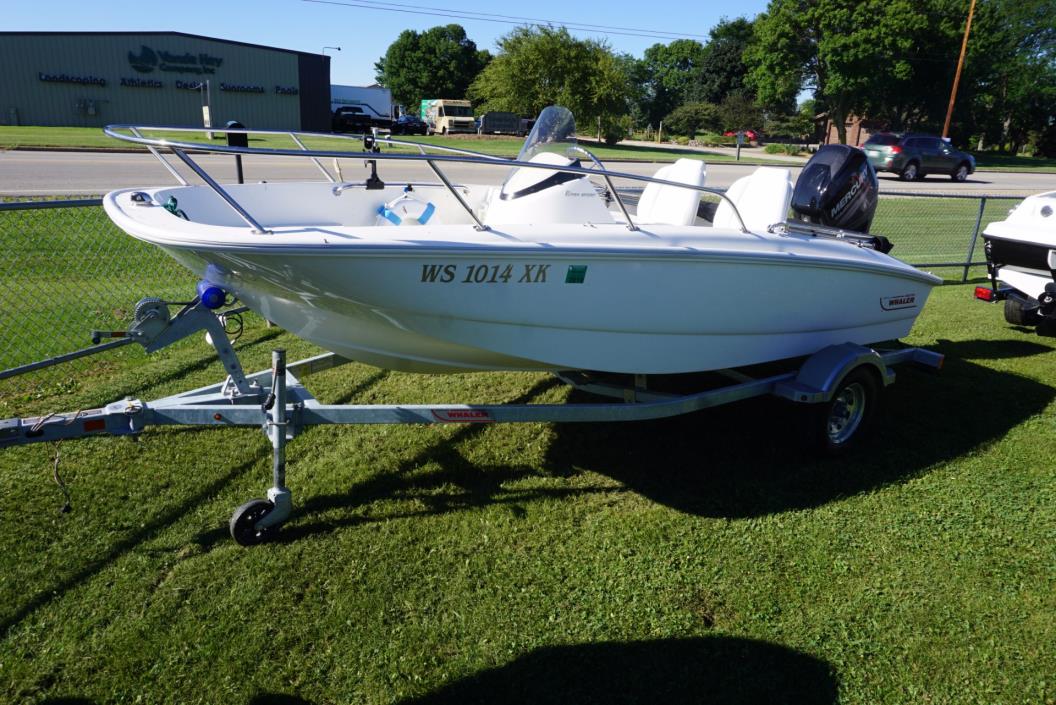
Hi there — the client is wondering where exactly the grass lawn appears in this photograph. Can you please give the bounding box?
[1,201,1054,704]
[973,152,1056,172]
[2,286,1054,705]
[0,125,772,164]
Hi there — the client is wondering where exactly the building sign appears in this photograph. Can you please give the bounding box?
[128,45,223,75]
[275,85,299,95]
[220,83,265,93]
[120,77,163,88]
[39,72,106,87]
[176,80,206,90]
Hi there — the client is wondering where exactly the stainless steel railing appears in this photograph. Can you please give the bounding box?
[102,124,749,234]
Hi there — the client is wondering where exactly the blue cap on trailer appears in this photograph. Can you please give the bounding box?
[196,281,226,309]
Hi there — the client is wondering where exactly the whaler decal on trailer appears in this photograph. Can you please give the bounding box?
[881,294,917,310]
[431,409,495,423]
[420,264,550,284]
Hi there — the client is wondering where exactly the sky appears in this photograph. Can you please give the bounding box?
[7,0,772,86]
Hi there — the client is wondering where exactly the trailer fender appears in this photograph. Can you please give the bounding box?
[774,343,894,404]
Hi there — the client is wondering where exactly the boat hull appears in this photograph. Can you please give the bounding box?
[103,184,939,374]
[982,191,1056,300]
[159,245,935,374]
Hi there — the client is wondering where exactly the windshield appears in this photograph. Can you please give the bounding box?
[444,105,473,117]
[517,106,577,162]
[865,134,898,146]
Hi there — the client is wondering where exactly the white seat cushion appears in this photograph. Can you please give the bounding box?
[636,158,707,226]
[713,167,793,232]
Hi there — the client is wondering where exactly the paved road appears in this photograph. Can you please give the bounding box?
[1,149,1052,196]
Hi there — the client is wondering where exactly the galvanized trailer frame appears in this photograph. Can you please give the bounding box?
[1,298,943,545]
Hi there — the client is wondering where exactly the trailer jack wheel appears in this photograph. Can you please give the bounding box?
[229,498,277,546]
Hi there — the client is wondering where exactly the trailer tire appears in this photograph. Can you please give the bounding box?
[1004,296,1040,326]
[809,367,880,456]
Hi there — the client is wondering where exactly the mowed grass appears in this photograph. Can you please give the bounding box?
[2,285,1055,705]
[872,194,1021,267]
[1,201,1055,704]
[973,152,1056,172]
[0,125,772,164]
[0,203,195,374]
[4,125,1056,171]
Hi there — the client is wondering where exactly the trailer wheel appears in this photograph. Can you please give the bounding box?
[229,498,276,546]
[1004,296,1040,326]
[810,367,879,456]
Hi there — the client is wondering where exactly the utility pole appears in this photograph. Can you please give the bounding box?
[943,0,976,139]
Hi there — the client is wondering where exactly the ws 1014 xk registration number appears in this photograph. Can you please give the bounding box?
[420,263,551,284]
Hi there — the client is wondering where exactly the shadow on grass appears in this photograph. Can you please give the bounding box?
[113,326,285,396]
[542,339,1054,519]
[193,376,585,548]
[247,695,316,705]
[397,637,837,705]
[197,338,1054,543]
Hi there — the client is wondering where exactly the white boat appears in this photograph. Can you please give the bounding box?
[977,191,1056,331]
[103,107,941,375]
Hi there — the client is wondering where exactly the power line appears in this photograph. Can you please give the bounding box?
[327,0,712,38]
[302,0,713,41]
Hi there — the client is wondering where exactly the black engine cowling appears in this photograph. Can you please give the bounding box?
[791,144,878,234]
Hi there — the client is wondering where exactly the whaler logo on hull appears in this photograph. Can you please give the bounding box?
[432,409,494,423]
[881,293,917,310]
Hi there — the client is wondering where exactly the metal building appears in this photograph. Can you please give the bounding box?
[0,31,331,131]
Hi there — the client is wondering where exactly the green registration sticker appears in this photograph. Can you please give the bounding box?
[565,265,588,284]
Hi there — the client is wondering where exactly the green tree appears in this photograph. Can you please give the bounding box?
[468,26,631,133]
[374,25,490,109]
[640,39,708,126]
[746,0,918,144]
[662,102,720,137]
[689,18,756,105]
[745,0,1055,149]
[962,0,1056,151]
[616,52,651,127]
[718,93,764,133]
[765,99,817,141]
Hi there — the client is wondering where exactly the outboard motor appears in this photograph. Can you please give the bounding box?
[791,145,878,234]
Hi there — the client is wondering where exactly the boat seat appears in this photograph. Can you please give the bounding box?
[713,167,793,232]
[636,158,706,226]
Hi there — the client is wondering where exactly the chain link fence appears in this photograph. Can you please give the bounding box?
[872,192,1022,279]
[0,197,196,395]
[0,191,1024,394]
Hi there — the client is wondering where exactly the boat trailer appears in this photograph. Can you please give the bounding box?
[1,298,943,545]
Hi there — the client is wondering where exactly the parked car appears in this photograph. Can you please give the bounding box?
[864,133,975,182]
[391,114,427,135]
[331,106,372,133]
[723,129,760,142]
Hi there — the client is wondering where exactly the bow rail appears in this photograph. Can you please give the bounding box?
[103,124,749,234]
